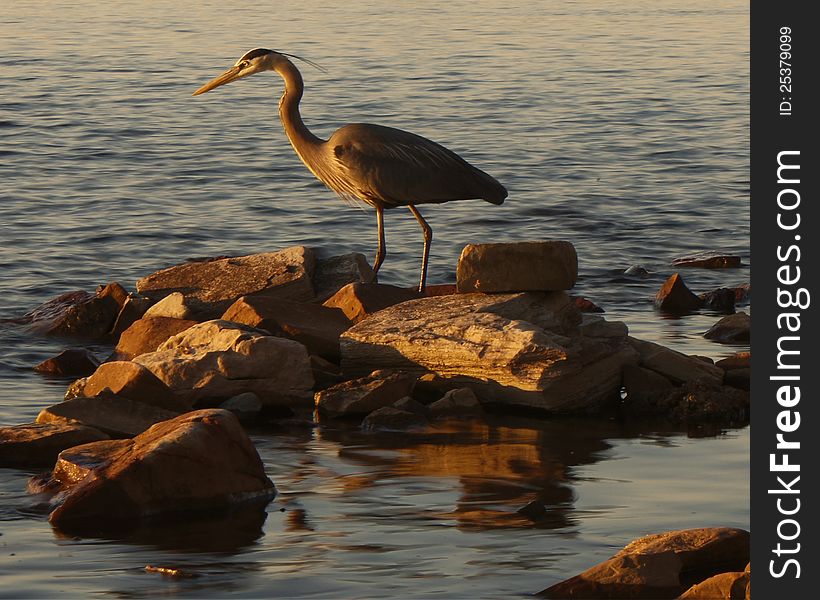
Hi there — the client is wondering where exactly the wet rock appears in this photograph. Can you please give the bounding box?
[573,295,605,313]
[34,349,100,377]
[622,365,675,400]
[316,370,417,418]
[219,392,263,422]
[46,409,276,530]
[428,387,483,419]
[539,527,749,599]
[82,361,189,412]
[623,381,749,423]
[655,273,702,313]
[733,283,751,304]
[698,288,736,313]
[36,394,179,438]
[456,241,578,293]
[672,251,742,269]
[628,337,723,386]
[136,247,316,318]
[715,352,750,371]
[311,251,375,301]
[323,282,421,324]
[723,368,750,391]
[110,294,153,337]
[27,283,129,340]
[0,423,109,468]
[678,571,750,599]
[624,265,651,278]
[361,406,428,432]
[704,312,750,343]
[110,316,199,361]
[133,320,314,409]
[392,396,428,415]
[222,296,351,361]
[342,292,638,413]
[143,291,198,320]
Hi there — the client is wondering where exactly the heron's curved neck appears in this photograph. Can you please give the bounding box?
[276,60,324,159]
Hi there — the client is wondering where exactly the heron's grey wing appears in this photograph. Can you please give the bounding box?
[327,124,506,207]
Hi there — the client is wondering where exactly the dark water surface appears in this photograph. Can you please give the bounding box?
[1,0,748,597]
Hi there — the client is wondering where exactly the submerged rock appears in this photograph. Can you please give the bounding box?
[0,423,109,468]
[46,409,276,530]
[110,316,199,361]
[316,370,417,418]
[655,273,702,313]
[34,349,100,377]
[698,288,736,313]
[27,283,129,340]
[456,241,578,293]
[361,406,428,432]
[539,527,749,599]
[341,292,637,413]
[622,380,749,423]
[704,312,750,343]
[323,282,421,324]
[133,320,314,409]
[136,247,316,318]
[672,251,742,269]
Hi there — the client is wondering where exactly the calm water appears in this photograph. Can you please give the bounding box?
[1,0,749,597]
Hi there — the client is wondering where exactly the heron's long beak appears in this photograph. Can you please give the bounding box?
[192,65,244,96]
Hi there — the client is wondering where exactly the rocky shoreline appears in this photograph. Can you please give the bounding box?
[1,240,750,598]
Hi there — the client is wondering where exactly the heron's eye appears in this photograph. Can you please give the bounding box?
[239,60,250,69]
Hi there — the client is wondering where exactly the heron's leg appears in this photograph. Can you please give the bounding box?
[407,204,432,293]
[371,204,386,282]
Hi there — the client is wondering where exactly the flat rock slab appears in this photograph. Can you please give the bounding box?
[222,296,351,361]
[655,273,702,313]
[133,320,314,408]
[341,292,637,412]
[46,409,276,530]
[316,370,417,418]
[628,337,724,386]
[704,312,750,343]
[672,251,742,269]
[456,241,578,293]
[539,527,749,599]
[136,247,316,318]
[111,316,199,361]
[323,282,421,324]
[0,423,109,468]
[37,395,179,438]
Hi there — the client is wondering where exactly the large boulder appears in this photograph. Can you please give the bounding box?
[628,338,724,386]
[456,241,578,293]
[0,423,109,468]
[110,316,199,361]
[135,247,316,318]
[46,409,276,530]
[133,320,314,408]
[36,395,179,438]
[539,527,749,599]
[222,296,351,361]
[341,292,637,412]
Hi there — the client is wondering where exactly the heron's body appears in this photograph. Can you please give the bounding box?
[194,48,506,291]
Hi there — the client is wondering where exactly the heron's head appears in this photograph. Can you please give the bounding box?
[192,48,286,96]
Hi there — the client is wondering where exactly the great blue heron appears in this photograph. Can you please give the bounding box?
[193,48,507,292]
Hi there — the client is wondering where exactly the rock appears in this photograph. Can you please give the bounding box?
[704,312,750,343]
[323,282,421,324]
[579,315,627,338]
[573,295,605,313]
[655,273,703,313]
[34,349,100,377]
[315,370,417,418]
[361,406,428,432]
[143,291,198,320]
[679,571,749,599]
[715,352,750,370]
[628,337,724,386]
[622,364,675,400]
[733,283,751,304]
[311,251,375,301]
[672,252,742,269]
[428,387,484,419]
[27,283,129,340]
[110,294,152,337]
[623,381,749,423]
[136,247,316,318]
[723,368,750,391]
[110,316,199,361]
[222,295,351,361]
[342,292,638,412]
[132,320,314,408]
[220,392,263,421]
[424,284,457,297]
[36,395,179,438]
[698,288,736,313]
[82,361,189,412]
[46,409,276,530]
[392,396,428,415]
[456,241,578,293]
[310,354,345,390]
[539,527,749,599]
[0,423,109,468]
[624,265,650,278]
